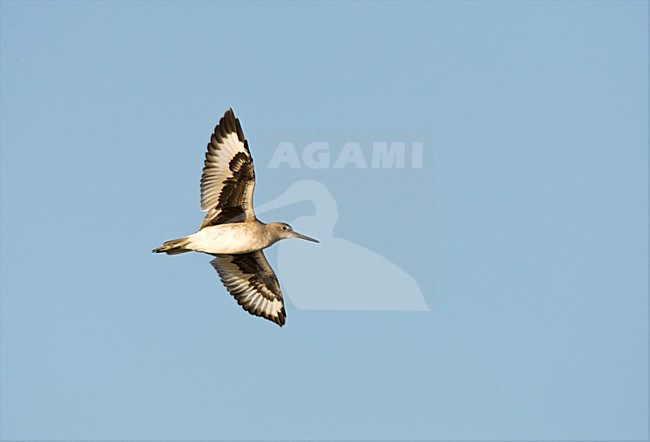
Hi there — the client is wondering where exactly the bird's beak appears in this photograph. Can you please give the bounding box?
[292,231,319,243]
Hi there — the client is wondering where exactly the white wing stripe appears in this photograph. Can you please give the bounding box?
[201,132,250,212]
[199,109,256,228]
[210,251,286,326]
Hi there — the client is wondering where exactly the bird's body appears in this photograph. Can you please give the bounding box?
[153,109,318,327]
[157,221,277,255]
[190,222,278,254]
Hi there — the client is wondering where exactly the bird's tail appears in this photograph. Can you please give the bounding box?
[152,236,192,255]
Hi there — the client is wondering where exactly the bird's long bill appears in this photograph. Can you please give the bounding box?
[292,231,319,243]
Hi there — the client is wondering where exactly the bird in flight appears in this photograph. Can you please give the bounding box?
[153,108,319,327]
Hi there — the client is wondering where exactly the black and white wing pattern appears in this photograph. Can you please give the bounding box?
[211,251,286,327]
[200,109,256,229]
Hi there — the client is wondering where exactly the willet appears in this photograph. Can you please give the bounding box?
[153,109,319,327]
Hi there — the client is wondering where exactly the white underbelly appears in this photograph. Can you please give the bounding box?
[187,224,265,254]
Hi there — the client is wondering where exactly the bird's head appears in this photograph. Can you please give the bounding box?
[269,222,320,243]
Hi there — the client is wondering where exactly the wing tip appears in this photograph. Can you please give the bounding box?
[274,312,286,327]
[241,301,286,327]
[214,108,246,144]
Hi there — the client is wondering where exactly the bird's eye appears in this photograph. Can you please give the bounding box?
[282,225,288,231]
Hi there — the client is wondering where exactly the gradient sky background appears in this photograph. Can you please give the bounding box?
[1,1,648,440]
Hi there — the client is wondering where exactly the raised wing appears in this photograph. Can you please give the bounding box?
[200,109,256,228]
[211,251,286,327]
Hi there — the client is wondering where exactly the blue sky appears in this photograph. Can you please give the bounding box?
[1,1,648,440]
